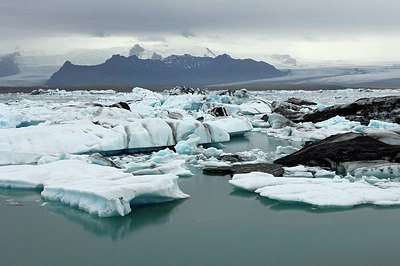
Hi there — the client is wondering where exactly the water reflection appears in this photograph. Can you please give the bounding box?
[229,186,400,214]
[223,132,301,154]
[0,187,41,202]
[43,199,186,241]
[0,186,186,240]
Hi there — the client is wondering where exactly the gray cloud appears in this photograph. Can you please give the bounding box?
[181,30,197,39]
[1,0,400,40]
[1,0,400,62]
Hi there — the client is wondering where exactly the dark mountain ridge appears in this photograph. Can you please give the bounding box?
[47,53,287,87]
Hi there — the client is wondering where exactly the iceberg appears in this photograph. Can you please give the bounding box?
[0,118,230,165]
[206,117,252,136]
[0,120,127,165]
[367,120,400,130]
[276,145,299,154]
[236,99,272,115]
[353,163,400,179]
[230,172,400,208]
[0,160,189,217]
[265,113,294,129]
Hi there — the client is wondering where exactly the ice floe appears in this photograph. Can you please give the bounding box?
[0,160,188,217]
[230,172,400,208]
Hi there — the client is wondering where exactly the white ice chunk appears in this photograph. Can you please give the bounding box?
[174,134,223,157]
[368,120,400,130]
[0,117,229,165]
[315,115,361,130]
[283,165,336,178]
[198,160,231,168]
[237,99,272,115]
[276,145,299,154]
[0,120,127,165]
[130,87,163,103]
[266,113,294,129]
[126,119,175,149]
[175,135,202,155]
[313,169,337,178]
[206,117,252,136]
[353,163,400,179]
[0,160,189,217]
[230,172,400,208]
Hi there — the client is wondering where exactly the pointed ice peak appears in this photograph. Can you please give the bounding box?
[129,44,145,57]
[270,54,298,67]
[151,52,162,60]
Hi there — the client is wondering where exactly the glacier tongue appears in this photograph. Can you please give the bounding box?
[0,160,189,217]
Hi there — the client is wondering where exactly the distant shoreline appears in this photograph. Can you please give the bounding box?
[0,84,383,94]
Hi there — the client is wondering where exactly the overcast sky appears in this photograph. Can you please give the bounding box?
[1,0,400,62]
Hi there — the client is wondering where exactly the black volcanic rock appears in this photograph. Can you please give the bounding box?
[46,54,287,87]
[300,96,400,124]
[0,52,20,77]
[210,107,229,117]
[275,132,400,168]
[271,101,306,122]
[286,97,316,106]
[203,163,284,177]
[273,96,400,124]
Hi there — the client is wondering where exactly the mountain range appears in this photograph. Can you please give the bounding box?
[47,53,287,87]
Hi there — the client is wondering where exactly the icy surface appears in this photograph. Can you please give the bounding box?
[0,160,188,217]
[230,172,400,208]
[0,118,230,165]
[206,117,252,136]
[353,163,400,179]
[1,87,400,215]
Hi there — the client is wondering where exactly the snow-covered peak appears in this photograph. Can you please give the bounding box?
[127,44,217,60]
[129,44,145,57]
[268,54,298,67]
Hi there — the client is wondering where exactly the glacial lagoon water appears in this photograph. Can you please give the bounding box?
[1,132,400,266]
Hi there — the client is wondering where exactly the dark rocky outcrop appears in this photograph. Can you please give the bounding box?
[94,102,131,111]
[218,154,243,163]
[285,97,316,106]
[166,86,208,95]
[275,132,400,168]
[271,101,306,122]
[203,163,284,177]
[219,88,249,98]
[88,153,120,168]
[211,107,229,117]
[301,96,400,124]
[47,54,287,87]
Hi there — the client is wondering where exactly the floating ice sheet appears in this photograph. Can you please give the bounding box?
[229,172,400,208]
[0,160,189,217]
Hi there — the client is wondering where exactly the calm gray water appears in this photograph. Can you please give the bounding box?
[1,133,400,266]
